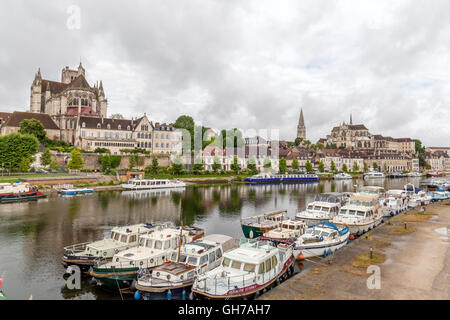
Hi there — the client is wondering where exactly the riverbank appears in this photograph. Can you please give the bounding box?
[261,200,449,300]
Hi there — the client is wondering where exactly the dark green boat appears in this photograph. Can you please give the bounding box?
[0,192,46,204]
[240,209,286,239]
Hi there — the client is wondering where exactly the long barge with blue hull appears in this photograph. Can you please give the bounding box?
[245,173,319,184]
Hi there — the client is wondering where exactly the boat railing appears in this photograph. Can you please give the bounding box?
[63,242,90,255]
[196,264,282,295]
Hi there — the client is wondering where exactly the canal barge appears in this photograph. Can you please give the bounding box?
[295,193,346,226]
[90,225,204,291]
[0,182,46,203]
[62,224,157,273]
[59,187,94,195]
[293,222,349,259]
[244,173,319,184]
[191,238,295,300]
[135,234,236,300]
[240,210,286,239]
[121,179,186,190]
[331,194,383,236]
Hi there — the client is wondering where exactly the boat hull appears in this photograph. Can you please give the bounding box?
[61,255,111,273]
[0,193,46,203]
[136,281,194,300]
[244,177,319,184]
[241,224,276,239]
[333,218,383,236]
[294,237,348,259]
[295,216,332,226]
[90,267,140,290]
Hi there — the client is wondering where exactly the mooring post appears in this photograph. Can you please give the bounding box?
[370,247,373,260]
[404,222,407,229]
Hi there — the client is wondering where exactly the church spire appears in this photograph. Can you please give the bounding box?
[297,108,306,140]
[299,109,305,127]
[350,113,353,125]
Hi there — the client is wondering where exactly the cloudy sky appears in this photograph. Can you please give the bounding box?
[0,0,449,146]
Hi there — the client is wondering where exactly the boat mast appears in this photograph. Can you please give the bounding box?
[177,219,183,262]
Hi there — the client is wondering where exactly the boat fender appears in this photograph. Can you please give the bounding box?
[167,289,172,300]
[134,290,141,300]
[297,253,304,260]
[114,249,119,254]
[131,279,137,291]
[182,289,186,300]
[90,277,97,286]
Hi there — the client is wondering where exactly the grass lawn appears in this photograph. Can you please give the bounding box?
[351,251,386,268]
[0,173,78,183]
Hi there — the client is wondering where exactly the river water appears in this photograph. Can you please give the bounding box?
[0,178,422,300]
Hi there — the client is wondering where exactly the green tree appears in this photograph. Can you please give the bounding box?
[192,157,204,173]
[247,157,257,174]
[94,148,110,154]
[372,162,378,170]
[171,155,184,175]
[294,137,303,146]
[67,149,84,170]
[212,155,221,173]
[174,115,195,151]
[330,160,336,172]
[279,157,287,173]
[318,161,325,172]
[383,163,388,172]
[19,119,46,142]
[18,157,31,172]
[292,158,299,170]
[305,160,313,173]
[363,162,368,172]
[0,133,39,171]
[342,163,348,173]
[352,162,359,173]
[41,148,51,166]
[230,156,241,174]
[150,157,159,175]
[50,159,59,171]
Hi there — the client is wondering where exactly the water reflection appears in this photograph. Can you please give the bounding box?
[0,177,422,299]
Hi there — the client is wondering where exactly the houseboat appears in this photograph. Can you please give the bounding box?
[406,172,422,177]
[59,187,94,196]
[244,173,319,184]
[90,225,204,291]
[295,193,346,226]
[331,194,383,236]
[363,172,385,179]
[240,210,286,239]
[62,223,157,273]
[135,234,236,300]
[191,238,295,300]
[356,186,386,199]
[408,190,431,207]
[382,189,408,216]
[122,179,186,190]
[333,173,352,180]
[261,219,307,241]
[0,182,46,203]
[293,222,349,259]
[426,172,443,178]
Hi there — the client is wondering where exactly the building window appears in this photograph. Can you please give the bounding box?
[118,125,121,130]
[127,125,130,130]
[107,124,111,129]
[97,123,101,129]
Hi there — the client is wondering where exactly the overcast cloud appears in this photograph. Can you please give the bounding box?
[0,0,449,146]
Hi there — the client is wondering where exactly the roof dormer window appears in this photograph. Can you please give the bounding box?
[97,123,101,129]
[82,122,86,128]
[118,125,122,130]
[107,124,111,130]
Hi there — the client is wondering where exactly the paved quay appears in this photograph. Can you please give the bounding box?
[261,200,450,300]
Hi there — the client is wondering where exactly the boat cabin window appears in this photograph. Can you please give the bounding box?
[199,255,208,265]
[271,255,278,266]
[321,207,329,212]
[231,260,242,270]
[120,235,127,243]
[222,257,231,267]
[243,263,255,272]
[154,240,162,250]
[330,231,337,238]
[264,258,272,272]
[215,248,222,259]
[110,232,116,239]
[209,252,215,263]
[179,254,187,263]
[170,252,177,261]
[313,229,321,236]
[187,256,198,266]
[258,263,264,274]
[356,211,365,217]
[321,231,329,238]
[114,233,120,241]
[146,239,154,248]
[307,205,313,210]
[171,238,178,247]
[305,229,313,235]
[187,271,195,278]
[129,235,136,243]
[163,240,170,250]
[314,206,322,211]
[348,210,356,216]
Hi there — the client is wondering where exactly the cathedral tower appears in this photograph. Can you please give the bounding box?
[297,109,306,140]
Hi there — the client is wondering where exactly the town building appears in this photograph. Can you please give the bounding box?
[0,111,60,140]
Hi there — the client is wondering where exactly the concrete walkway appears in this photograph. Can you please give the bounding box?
[261,200,449,300]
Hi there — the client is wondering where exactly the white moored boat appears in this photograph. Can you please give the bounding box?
[90,225,205,291]
[382,189,408,216]
[192,238,295,300]
[294,222,349,259]
[122,179,186,190]
[262,219,307,240]
[331,194,383,236]
[61,223,156,273]
[135,234,236,300]
[295,193,346,226]
[406,171,422,177]
[333,173,352,180]
[363,172,385,179]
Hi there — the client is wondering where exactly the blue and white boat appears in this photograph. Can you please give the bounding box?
[245,172,319,184]
[427,191,447,202]
[59,187,94,195]
[293,222,349,259]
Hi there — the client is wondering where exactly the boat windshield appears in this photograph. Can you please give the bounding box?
[307,205,314,210]
[187,256,198,266]
[154,240,162,250]
[120,235,127,243]
[321,231,329,238]
[305,229,313,235]
[231,260,242,270]
[313,229,321,236]
[243,263,256,272]
[222,257,231,267]
[110,232,116,240]
[146,239,154,248]
[314,206,322,211]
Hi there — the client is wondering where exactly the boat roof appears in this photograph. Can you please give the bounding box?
[111,224,149,235]
[224,247,274,263]
[358,186,385,191]
[349,194,377,201]
[280,219,304,226]
[153,262,196,275]
[129,179,170,182]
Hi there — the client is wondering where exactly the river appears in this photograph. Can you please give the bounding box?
[0,177,422,299]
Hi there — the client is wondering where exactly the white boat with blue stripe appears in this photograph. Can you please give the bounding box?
[293,222,349,259]
[245,172,319,184]
[59,187,94,195]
